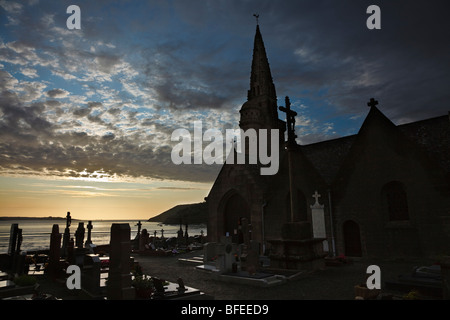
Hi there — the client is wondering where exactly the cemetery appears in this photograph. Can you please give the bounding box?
[0,213,210,300]
[0,211,449,300]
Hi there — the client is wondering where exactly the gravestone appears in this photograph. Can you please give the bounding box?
[139,229,149,251]
[61,212,72,257]
[82,254,101,296]
[84,221,93,248]
[16,228,23,253]
[177,224,184,246]
[221,236,236,273]
[67,238,75,265]
[152,277,165,297]
[47,224,62,278]
[134,221,142,250]
[310,191,329,252]
[203,242,217,264]
[7,224,19,256]
[107,223,135,300]
[240,241,260,274]
[177,277,186,293]
[8,224,23,273]
[75,222,85,248]
[184,223,189,245]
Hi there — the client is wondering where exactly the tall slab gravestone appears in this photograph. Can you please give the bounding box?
[47,224,62,278]
[61,211,72,257]
[107,223,135,300]
[75,222,85,248]
[310,191,329,252]
[8,224,19,256]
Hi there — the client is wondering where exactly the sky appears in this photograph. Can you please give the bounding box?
[0,0,449,220]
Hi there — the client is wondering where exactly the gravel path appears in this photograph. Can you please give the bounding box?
[135,250,438,300]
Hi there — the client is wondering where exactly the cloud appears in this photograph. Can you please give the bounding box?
[0,1,23,14]
[0,0,449,185]
[20,67,38,78]
[46,88,69,98]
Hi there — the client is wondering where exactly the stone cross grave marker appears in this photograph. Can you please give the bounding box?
[85,221,93,247]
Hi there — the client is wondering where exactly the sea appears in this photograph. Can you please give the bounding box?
[0,219,207,254]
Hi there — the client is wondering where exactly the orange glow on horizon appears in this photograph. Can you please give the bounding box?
[0,175,210,221]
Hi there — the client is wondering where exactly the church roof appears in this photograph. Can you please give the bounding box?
[301,111,450,185]
[398,113,450,173]
[301,135,357,185]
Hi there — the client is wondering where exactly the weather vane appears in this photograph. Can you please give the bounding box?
[253,13,259,25]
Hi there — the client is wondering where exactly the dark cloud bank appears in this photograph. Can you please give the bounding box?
[0,0,449,183]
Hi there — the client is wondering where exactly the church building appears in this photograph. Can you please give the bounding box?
[205,23,450,259]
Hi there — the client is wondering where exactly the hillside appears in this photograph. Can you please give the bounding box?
[148,202,208,225]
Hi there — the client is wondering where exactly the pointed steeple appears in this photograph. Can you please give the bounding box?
[240,23,280,131]
[248,25,277,101]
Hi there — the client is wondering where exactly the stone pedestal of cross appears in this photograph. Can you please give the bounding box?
[279,96,298,223]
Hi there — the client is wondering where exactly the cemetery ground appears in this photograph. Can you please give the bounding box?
[35,250,440,300]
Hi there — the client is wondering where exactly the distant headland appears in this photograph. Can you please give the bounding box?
[0,216,75,221]
[148,202,207,225]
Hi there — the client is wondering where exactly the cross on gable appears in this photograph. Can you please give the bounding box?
[312,190,321,204]
[367,98,378,108]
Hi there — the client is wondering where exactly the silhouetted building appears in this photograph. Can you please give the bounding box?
[206,23,450,259]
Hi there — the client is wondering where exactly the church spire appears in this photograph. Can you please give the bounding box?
[247,24,277,101]
[239,21,279,131]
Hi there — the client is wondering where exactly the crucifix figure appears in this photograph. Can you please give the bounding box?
[367,98,378,108]
[253,13,259,25]
[279,96,297,145]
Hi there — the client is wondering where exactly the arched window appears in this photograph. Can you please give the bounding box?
[382,181,409,221]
